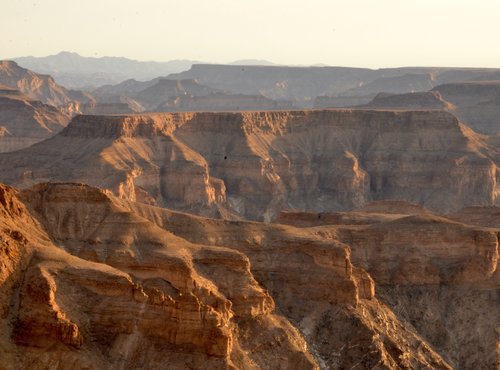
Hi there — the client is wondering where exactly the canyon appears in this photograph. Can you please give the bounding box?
[1,58,500,369]
[0,181,456,369]
[0,109,499,221]
[1,181,499,369]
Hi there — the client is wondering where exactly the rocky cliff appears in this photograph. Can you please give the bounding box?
[342,82,500,135]
[0,182,451,369]
[0,109,498,221]
[433,81,500,134]
[156,93,293,112]
[0,182,322,369]
[0,86,71,152]
[0,60,93,108]
[276,202,500,369]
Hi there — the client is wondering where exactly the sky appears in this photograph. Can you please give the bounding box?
[1,0,499,68]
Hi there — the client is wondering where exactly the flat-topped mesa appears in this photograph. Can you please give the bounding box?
[434,80,500,96]
[60,113,196,138]
[61,109,464,140]
[363,91,448,110]
[0,108,495,220]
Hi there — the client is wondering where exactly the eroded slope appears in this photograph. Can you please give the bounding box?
[0,182,451,369]
[0,110,498,221]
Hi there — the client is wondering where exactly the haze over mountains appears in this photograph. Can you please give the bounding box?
[11,52,279,90]
[12,52,199,89]
[2,53,500,369]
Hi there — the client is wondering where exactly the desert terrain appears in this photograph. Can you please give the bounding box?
[0,57,499,369]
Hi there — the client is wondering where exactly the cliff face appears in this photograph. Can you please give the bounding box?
[0,109,498,220]
[125,197,455,369]
[0,86,71,152]
[433,81,500,134]
[0,182,451,369]
[134,79,220,110]
[277,203,500,369]
[0,182,324,369]
[345,81,500,135]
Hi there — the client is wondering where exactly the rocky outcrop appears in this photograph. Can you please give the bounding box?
[0,181,454,369]
[92,78,292,113]
[0,109,499,220]
[1,182,324,369]
[276,203,500,369]
[339,215,500,369]
[0,60,93,108]
[0,86,71,152]
[346,82,500,135]
[123,197,451,369]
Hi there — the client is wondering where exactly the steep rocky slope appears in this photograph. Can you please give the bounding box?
[0,86,71,152]
[0,60,93,109]
[0,182,451,369]
[276,202,500,369]
[0,182,321,369]
[0,110,498,221]
[347,82,500,135]
[433,81,500,134]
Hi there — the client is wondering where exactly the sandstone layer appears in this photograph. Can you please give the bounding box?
[0,182,451,369]
[277,202,500,369]
[0,110,499,221]
[342,82,500,135]
[0,182,321,369]
[0,60,93,109]
[0,86,70,152]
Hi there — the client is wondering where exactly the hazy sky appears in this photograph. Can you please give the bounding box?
[1,0,499,68]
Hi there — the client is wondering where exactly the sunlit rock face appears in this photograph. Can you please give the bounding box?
[0,109,498,221]
[0,85,70,153]
[0,182,454,369]
[278,202,500,370]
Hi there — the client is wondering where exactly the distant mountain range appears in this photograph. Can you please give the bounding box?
[11,52,198,89]
[11,52,277,90]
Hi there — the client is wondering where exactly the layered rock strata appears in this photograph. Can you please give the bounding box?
[276,202,500,369]
[0,182,321,369]
[0,86,70,152]
[0,110,498,220]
